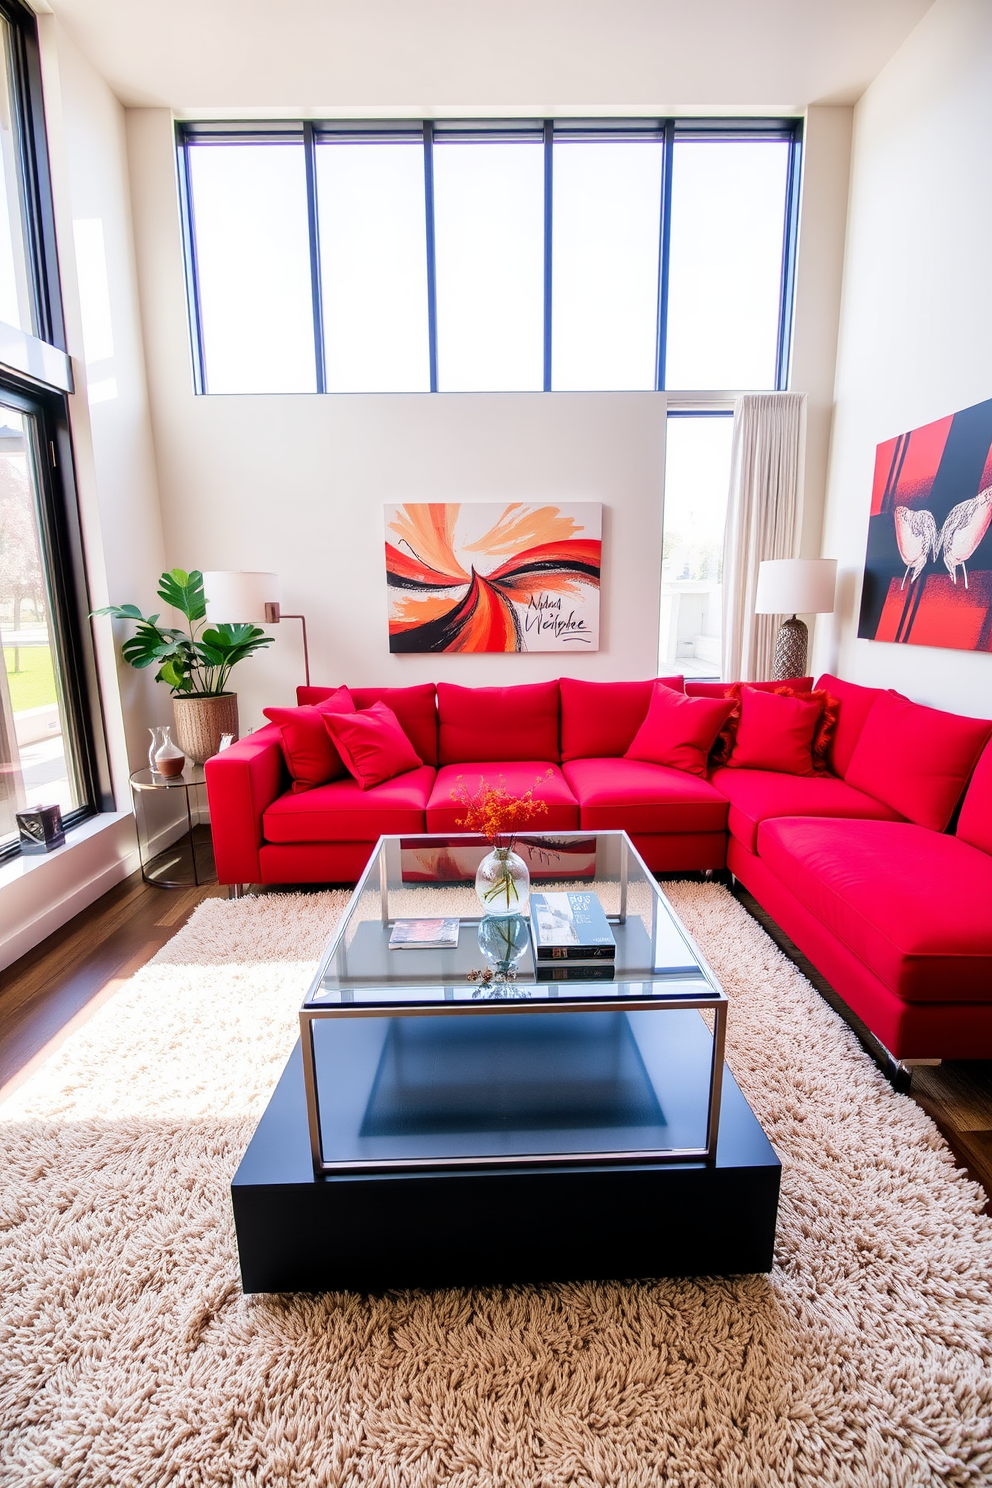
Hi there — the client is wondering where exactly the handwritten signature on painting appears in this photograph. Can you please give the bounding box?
[522,592,592,643]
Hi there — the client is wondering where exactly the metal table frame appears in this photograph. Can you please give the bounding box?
[129,766,215,888]
[300,831,728,1177]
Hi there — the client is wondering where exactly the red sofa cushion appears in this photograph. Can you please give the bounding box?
[723,686,822,776]
[845,692,992,832]
[710,765,904,852]
[437,682,561,765]
[324,702,423,789]
[757,816,992,1002]
[263,761,434,845]
[263,765,435,843]
[957,739,992,855]
[814,673,885,778]
[562,757,729,834]
[626,684,734,777]
[299,683,439,766]
[560,676,683,761]
[427,762,578,832]
[263,687,355,791]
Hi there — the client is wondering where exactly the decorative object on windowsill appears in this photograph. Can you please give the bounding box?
[92,569,273,764]
[202,571,311,686]
[450,771,551,917]
[16,803,65,854]
[755,558,837,681]
[151,725,185,778]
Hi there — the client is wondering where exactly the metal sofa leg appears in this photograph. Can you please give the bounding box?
[229,883,245,900]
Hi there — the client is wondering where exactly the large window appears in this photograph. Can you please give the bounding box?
[0,0,106,861]
[659,412,734,680]
[178,119,802,396]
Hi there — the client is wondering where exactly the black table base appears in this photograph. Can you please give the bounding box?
[231,1029,781,1294]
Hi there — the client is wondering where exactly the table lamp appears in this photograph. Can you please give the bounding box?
[754,558,837,680]
[202,571,311,685]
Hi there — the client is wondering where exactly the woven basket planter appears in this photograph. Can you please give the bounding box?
[172,693,239,764]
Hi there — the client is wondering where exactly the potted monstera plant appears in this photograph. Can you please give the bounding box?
[94,568,273,762]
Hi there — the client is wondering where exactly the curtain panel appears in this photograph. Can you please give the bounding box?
[722,392,808,683]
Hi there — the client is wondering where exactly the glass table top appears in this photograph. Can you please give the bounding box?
[304,831,725,1012]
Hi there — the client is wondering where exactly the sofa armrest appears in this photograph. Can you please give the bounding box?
[205,724,288,885]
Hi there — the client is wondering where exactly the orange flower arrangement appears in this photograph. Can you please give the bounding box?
[450,771,552,849]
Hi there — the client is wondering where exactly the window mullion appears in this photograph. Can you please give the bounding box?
[423,122,438,392]
[774,123,803,391]
[543,120,552,392]
[176,130,207,395]
[655,119,675,392]
[303,121,326,394]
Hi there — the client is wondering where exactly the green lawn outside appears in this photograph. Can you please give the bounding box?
[4,645,57,712]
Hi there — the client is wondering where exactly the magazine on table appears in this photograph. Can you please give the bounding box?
[530,892,616,961]
[388,918,460,950]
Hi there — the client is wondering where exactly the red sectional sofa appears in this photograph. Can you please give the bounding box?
[205,673,992,1062]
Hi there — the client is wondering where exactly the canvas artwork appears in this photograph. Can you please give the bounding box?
[858,396,992,653]
[385,502,601,653]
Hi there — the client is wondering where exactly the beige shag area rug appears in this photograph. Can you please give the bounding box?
[1,883,991,1488]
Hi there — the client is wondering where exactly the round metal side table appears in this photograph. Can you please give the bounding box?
[129,766,217,888]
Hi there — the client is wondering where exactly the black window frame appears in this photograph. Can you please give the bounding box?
[0,1,110,865]
[0,0,65,349]
[176,116,803,397]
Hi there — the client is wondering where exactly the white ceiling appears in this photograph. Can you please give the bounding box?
[35,0,936,116]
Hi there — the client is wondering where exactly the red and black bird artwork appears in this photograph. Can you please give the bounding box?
[858,397,992,653]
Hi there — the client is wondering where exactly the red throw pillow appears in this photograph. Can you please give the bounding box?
[708,682,838,770]
[323,702,423,789]
[625,684,736,778]
[263,687,355,792]
[723,685,822,775]
[845,692,992,832]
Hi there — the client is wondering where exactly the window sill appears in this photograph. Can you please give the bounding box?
[0,811,138,972]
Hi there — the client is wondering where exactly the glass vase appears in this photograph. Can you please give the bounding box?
[475,846,530,918]
[148,726,167,772]
[153,725,186,778]
[477,913,530,976]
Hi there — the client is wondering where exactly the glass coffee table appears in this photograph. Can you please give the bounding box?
[300,831,728,1176]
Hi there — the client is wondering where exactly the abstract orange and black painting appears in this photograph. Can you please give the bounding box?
[858,397,992,653]
[385,502,602,653]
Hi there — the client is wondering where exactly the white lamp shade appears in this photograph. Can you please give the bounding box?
[754,558,837,616]
[202,571,280,623]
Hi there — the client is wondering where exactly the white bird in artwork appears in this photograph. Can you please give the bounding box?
[938,486,992,589]
[894,505,939,588]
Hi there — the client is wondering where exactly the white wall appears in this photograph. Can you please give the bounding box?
[40,17,167,769]
[790,105,853,564]
[0,20,167,970]
[813,0,992,716]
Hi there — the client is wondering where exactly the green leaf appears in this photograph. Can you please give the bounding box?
[157,659,188,690]
[91,603,146,620]
[157,568,206,624]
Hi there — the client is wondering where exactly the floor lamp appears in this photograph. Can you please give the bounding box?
[754,559,837,680]
[202,571,311,686]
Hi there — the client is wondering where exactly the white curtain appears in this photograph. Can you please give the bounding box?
[721,392,807,682]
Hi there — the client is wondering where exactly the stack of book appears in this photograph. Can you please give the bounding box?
[529,892,616,981]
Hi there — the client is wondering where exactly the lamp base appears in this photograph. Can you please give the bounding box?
[772,615,808,680]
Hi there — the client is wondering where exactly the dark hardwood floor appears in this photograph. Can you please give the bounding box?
[2,870,990,1212]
